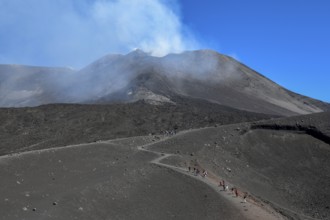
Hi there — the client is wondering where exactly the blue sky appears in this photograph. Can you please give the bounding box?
[0,0,329,102]
[179,0,330,102]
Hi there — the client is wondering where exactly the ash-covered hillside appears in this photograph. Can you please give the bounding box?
[1,50,329,116]
[148,111,330,219]
[0,96,274,156]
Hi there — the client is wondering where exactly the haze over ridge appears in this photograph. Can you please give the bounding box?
[0,49,329,116]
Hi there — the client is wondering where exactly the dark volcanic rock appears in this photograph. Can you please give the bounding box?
[0,97,273,156]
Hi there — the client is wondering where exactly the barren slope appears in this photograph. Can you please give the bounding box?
[148,112,330,220]
[0,98,273,156]
[1,107,329,219]
[0,137,250,220]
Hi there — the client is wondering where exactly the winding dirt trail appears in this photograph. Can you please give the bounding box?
[0,134,287,219]
[137,143,286,220]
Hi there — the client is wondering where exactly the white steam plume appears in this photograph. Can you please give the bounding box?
[0,0,198,68]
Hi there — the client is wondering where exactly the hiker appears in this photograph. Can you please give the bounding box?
[234,188,238,197]
[219,181,223,187]
[243,192,248,203]
[202,170,207,178]
[188,166,191,172]
[231,187,237,195]
[222,180,226,191]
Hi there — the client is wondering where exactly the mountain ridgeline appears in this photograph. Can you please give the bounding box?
[0,49,329,116]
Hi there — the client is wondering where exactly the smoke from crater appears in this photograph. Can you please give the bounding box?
[0,0,199,68]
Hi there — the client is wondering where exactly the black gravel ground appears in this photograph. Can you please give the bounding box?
[0,101,329,219]
[148,112,330,220]
[0,137,248,220]
[0,97,274,156]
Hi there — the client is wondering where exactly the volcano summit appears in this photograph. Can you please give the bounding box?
[1,50,329,115]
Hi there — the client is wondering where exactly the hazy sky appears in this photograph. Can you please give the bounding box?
[0,0,329,102]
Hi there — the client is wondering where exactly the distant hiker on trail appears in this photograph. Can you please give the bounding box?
[202,170,207,178]
[243,192,248,203]
[219,181,223,187]
[188,166,191,172]
[234,188,238,197]
[222,180,226,191]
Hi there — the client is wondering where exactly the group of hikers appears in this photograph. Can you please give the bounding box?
[188,166,208,178]
[187,166,248,203]
[163,130,177,136]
